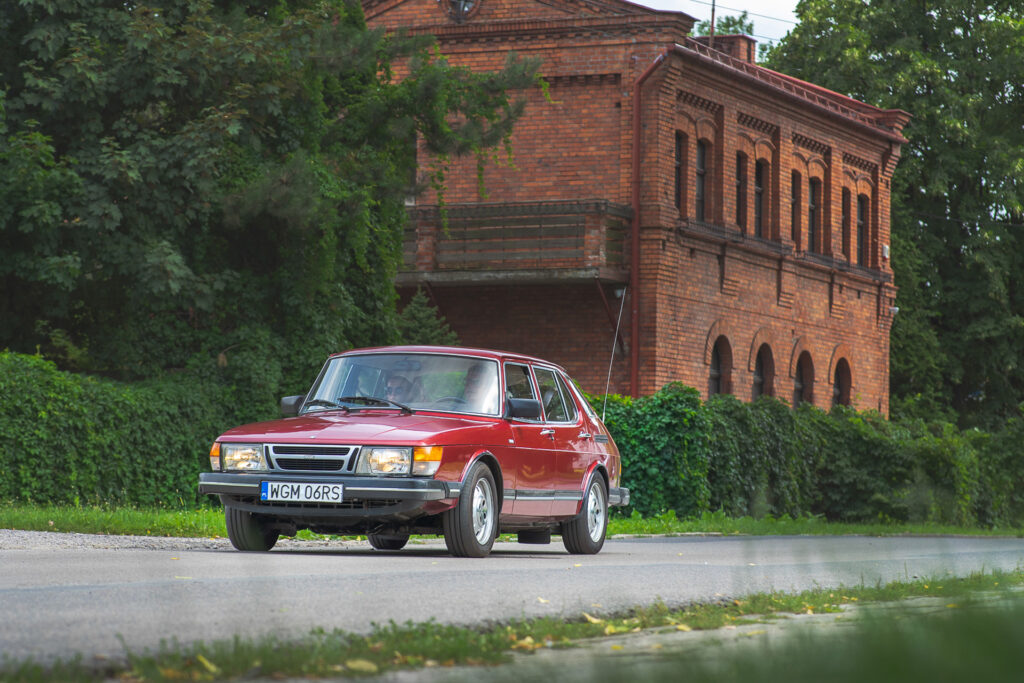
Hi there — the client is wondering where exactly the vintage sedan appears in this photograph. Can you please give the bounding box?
[199,346,628,557]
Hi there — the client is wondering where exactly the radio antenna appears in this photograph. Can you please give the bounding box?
[602,286,627,422]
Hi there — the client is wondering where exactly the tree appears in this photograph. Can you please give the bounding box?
[397,289,459,346]
[766,0,1024,427]
[694,11,754,37]
[0,1,537,398]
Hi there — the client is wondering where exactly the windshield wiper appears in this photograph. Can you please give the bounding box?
[303,399,350,413]
[336,396,414,415]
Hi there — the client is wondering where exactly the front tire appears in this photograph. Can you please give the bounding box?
[562,475,608,554]
[367,533,409,551]
[443,462,498,557]
[225,506,279,552]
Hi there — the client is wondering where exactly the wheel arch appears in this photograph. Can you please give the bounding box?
[578,463,610,514]
[466,451,503,513]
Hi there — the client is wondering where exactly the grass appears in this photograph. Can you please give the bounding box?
[609,508,1024,537]
[0,504,227,538]
[4,569,1023,682]
[3,504,1022,539]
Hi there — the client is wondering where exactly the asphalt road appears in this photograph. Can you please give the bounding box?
[3,533,1024,664]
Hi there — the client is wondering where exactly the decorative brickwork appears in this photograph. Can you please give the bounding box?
[366,0,908,414]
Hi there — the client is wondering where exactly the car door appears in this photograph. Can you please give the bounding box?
[533,366,590,516]
[504,362,554,518]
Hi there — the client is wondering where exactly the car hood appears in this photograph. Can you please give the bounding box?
[218,410,508,446]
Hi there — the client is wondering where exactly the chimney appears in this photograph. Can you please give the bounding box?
[691,34,757,64]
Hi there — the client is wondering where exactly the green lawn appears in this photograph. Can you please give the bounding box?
[1,504,1021,539]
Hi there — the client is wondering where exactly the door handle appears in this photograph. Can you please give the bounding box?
[578,431,592,439]
[539,428,555,437]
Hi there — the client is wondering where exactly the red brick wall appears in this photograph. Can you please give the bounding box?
[418,284,631,396]
[422,76,626,205]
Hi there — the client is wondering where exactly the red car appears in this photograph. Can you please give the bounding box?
[199,346,628,557]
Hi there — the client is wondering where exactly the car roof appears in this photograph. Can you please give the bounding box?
[331,345,567,372]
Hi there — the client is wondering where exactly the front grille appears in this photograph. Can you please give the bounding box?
[267,444,359,473]
[273,445,353,456]
[275,458,345,472]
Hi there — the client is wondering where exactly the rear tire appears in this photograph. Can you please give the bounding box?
[367,533,409,551]
[562,475,607,555]
[225,506,279,552]
[443,462,497,557]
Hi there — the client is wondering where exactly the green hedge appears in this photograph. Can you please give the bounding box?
[599,387,1024,528]
[599,384,710,517]
[0,352,261,508]
[4,352,1024,527]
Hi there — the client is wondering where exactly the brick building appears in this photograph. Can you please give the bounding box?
[364,0,909,413]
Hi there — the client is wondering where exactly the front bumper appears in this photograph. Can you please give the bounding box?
[198,472,459,519]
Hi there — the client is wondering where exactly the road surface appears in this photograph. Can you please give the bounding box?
[2,531,1023,663]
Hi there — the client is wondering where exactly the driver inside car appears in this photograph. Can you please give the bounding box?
[385,375,412,404]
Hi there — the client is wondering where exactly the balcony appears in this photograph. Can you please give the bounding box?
[397,200,631,287]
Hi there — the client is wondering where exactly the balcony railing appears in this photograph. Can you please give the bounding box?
[401,200,631,282]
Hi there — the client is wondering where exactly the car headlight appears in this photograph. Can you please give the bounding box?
[366,447,412,475]
[221,443,268,472]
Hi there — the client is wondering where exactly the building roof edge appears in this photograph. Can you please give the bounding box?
[672,39,909,145]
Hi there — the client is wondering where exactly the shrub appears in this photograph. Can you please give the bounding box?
[980,415,1024,527]
[599,384,710,517]
[705,395,813,518]
[806,407,912,523]
[0,352,264,508]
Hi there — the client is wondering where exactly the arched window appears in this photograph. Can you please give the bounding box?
[735,152,748,229]
[790,170,802,245]
[674,131,687,213]
[708,336,732,396]
[696,139,710,222]
[808,177,822,253]
[792,351,814,406]
[832,358,852,407]
[841,188,851,259]
[752,344,774,399]
[754,159,769,239]
[857,194,869,266]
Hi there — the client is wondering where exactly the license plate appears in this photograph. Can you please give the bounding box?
[260,481,344,503]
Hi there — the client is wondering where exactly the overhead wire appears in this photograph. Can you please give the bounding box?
[665,1,799,42]
[677,0,798,25]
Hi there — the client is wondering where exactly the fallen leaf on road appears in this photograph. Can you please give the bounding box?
[345,659,378,674]
[196,654,220,675]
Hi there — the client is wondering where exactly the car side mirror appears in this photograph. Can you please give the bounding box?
[280,395,305,417]
[507,398,542,420]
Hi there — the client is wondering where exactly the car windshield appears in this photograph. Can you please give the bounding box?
[304,353,501,416]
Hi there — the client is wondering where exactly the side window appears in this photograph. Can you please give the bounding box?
[555,373,579,422]
[535,367,570,422]
[564,374,598,420]
[505,363,536,400]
